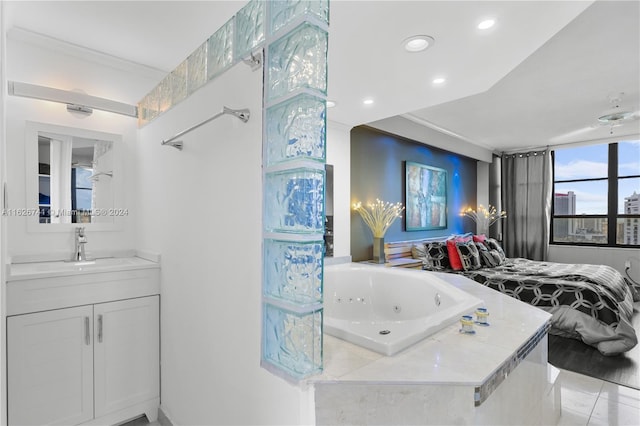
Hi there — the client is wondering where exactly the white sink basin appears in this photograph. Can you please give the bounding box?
[8,257,159,280]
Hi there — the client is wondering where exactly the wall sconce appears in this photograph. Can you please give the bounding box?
[66,104,93,115]
[8,81,138,118]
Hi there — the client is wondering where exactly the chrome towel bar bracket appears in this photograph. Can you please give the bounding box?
[161,106,250,150]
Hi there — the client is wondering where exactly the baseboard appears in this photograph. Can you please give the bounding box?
[82,399,159,425]
[158,407,174,426]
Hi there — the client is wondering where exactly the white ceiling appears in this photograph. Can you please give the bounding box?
[4,1,640,152]
[406,0,640,151]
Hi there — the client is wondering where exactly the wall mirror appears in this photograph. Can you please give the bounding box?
[25,121,124,232]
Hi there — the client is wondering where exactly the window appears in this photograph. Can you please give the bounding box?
[71,167,93,223]
[552,141,640,246]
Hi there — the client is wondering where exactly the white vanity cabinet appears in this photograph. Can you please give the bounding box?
[93,297,159,419]
[8,305,95,425]
[6,258,160,426]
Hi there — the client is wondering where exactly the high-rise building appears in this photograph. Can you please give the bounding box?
[554,191,576,239]
[623,191,640,245]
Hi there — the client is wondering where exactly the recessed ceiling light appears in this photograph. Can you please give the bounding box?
[432,77,446,85]
[402,35,435,52]
[478,19,495,30]
[326,100,336,108]
[363,98,374,105]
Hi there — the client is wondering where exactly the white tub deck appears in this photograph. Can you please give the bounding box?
[308,267,560,426]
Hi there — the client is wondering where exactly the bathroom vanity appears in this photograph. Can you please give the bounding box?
[5,255,160,426]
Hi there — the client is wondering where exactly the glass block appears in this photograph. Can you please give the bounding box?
[269,0,329,35]
[208,17,234,80]
[267,22,328,101]
[264,239,323,305]
[187,41,207,95]
[171,59,188,105]
[266,93,326,166]
[139,86,160,126]
[137,94,151,127]
[235,0,265,59]
[136,103,147,127]
[263,303,322,378]
[264,167,324,233]
[158,75,172,115]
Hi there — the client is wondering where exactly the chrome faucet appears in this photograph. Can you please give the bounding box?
[74,227,88,261]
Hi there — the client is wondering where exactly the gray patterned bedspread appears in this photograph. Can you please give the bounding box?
[460,258,639,356]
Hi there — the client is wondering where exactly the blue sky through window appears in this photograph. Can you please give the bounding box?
[554,140,640,213]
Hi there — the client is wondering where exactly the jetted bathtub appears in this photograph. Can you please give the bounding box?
[324,263,484,355]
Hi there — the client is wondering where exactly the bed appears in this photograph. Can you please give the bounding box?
[405,235,640,356]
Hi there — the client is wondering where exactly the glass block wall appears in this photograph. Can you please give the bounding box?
[137,0,268,127]
[137,0,329,381]
[262,2,328,380]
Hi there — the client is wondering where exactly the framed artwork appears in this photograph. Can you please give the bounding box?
[405,162,447,231]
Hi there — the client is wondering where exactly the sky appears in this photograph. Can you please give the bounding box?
[554,140,640,214]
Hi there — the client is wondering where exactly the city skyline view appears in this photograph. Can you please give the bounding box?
[554,190,639,244]
[554,140,640,213]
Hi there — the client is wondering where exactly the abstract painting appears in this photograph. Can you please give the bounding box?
[405,162,447,231]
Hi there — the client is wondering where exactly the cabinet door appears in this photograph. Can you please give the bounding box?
[8,305,94,426]
[94,296,160,417]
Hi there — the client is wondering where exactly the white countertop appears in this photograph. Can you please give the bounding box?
[310,270,552,386]
[7,256,160,281]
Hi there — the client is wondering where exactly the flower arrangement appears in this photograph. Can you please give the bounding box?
[353,199,405,238]
[460,205,507,231]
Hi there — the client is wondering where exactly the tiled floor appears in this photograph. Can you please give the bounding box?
[558,368,640,426]
[122,368,640,426]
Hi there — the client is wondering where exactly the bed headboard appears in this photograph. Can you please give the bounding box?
[384,237,449,262]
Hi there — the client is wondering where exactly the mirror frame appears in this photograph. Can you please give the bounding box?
[25,121,124,232]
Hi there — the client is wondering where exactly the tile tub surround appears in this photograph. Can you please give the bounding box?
[311,270,560,425]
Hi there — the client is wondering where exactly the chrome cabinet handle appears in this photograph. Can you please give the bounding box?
[98,314,103,343]
[84,317,90,345]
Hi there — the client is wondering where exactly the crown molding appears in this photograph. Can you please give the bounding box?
[7,26,167,82]
[400,113,496,151]
[327,119,353,133]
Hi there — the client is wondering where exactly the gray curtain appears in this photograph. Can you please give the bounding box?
[488,155,503,240]
[502,149,552,260]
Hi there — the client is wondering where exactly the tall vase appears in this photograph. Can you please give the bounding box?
[373,236,385,264]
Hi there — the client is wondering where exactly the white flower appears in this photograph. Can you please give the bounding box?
[460,205,507,229]
[353,199,405,238]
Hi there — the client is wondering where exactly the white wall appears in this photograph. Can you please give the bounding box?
[476,161,490,234]
[476,161,489,208]
[326,121,351,259]
[135,62,310,425]
[3,35,153,258]
[549,245,640,283]
[1,2,7,424]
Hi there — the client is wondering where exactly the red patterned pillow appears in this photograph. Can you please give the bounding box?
[473,234,487,243]
[446,234,472,271]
